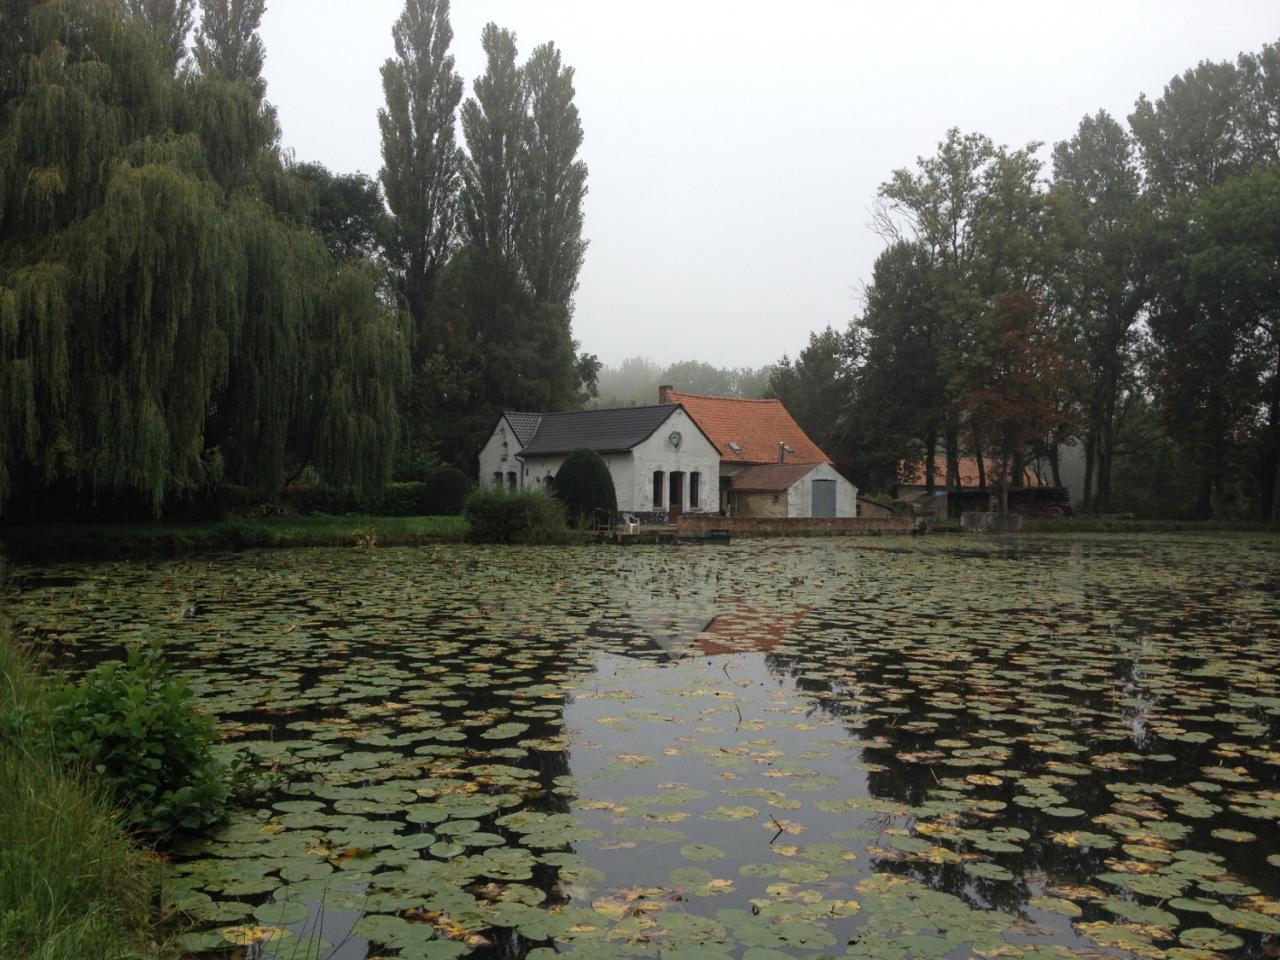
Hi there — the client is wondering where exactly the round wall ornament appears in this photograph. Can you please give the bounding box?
[668,430,683,449]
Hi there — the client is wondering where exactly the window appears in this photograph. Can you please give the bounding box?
[690,472,701,509]
[652,470,665,508]
[492,472,503,487]
[507,471,517,491]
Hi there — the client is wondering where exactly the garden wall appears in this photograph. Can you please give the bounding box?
[677,515,914,537]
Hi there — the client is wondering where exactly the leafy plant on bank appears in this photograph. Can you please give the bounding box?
[51,644,230,837]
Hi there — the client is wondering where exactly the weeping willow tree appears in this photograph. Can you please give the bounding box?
[0,0,407,516]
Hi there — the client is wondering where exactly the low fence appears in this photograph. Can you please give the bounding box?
[676,515,915,537]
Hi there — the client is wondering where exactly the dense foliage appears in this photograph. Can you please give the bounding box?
[51,643,229,835]
[463,487,571,544]
[773,39,1279,520]
[1,0,596,520]
[0,0,406,519]
[552,447,617,525]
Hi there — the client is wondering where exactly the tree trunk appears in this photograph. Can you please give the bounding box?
[945,426,960,489]
[974,433,987,489]
[925,426,937,493]
[1097,367,1118,514]
[1195,460,1213,520]
[1269,382,1280,522]
[1082,430,1096,513]
[999,446,1011,514]
[1048,443,1063,489]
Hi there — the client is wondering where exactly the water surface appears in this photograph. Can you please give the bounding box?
[6,535,1279,960]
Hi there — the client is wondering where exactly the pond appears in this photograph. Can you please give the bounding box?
[4,535,1280,960]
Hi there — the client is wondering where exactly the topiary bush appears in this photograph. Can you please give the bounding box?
[423,467,473,516]
[552,448,618,527]
[463,488,571,544]
[50,644,230,836]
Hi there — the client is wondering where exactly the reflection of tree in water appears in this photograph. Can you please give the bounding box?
[758,570,1280,928]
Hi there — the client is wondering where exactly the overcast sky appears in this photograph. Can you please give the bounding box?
[259,1,1280,370]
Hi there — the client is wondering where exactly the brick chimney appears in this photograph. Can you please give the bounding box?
[658,384,674,404]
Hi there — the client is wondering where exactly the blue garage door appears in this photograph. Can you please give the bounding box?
[812,479,837,518]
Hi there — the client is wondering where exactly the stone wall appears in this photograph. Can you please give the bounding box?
[734,491,788,518]
[677,515,914,537]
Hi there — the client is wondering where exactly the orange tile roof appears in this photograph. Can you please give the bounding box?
[731,462,824,492]
[899,456,1045,488]
[695,604,812,656]
[665,390,831,466]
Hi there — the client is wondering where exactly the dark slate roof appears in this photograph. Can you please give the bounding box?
[503,412,543,447]
[519,405,681,457]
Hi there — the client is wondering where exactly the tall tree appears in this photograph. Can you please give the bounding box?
[767,327,858,469]
[294,162,389,264]
[876,129,1047,486]
[852,241,947,492]
[0,0,407,516]
[963,291,1078,512]
[378,0,463,339]
[127,0,196,68]
[1049,110,1148,511]
[518,41,588,306]
[460,23,527,273]
[1181,166,1280,519]
[193,0,266,96]
[1132,40,1280,516]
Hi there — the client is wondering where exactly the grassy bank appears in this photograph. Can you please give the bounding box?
[0,628,172,960]
[1,514,469,562]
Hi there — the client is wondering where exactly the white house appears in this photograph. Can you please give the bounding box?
[477,404,721,514]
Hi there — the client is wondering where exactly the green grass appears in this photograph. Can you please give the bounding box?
[0,514,469,561]
[0,630,173,960]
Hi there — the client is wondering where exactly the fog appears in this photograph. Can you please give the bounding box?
[259,0,1280,368]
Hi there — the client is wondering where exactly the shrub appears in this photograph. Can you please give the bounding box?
[463,488,571,544]
[51,644,229,836]
[423,467,473,515]
[382,481,429,516]
[552,448,618,527]
[283,484,367,515]
[1,636,165,960]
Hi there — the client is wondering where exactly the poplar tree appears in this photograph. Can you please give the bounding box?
[127,0,196,68]
[519,41,588,307]
[378,0,463,336]
[460,23,527,275]
[193,0,266,96]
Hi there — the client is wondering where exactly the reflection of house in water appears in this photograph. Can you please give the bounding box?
[585,604,815,661]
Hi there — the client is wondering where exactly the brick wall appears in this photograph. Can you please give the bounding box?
[677,515,914,537]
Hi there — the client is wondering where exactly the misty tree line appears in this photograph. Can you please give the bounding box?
[770,39,1280,520]
[0,0,593,518]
